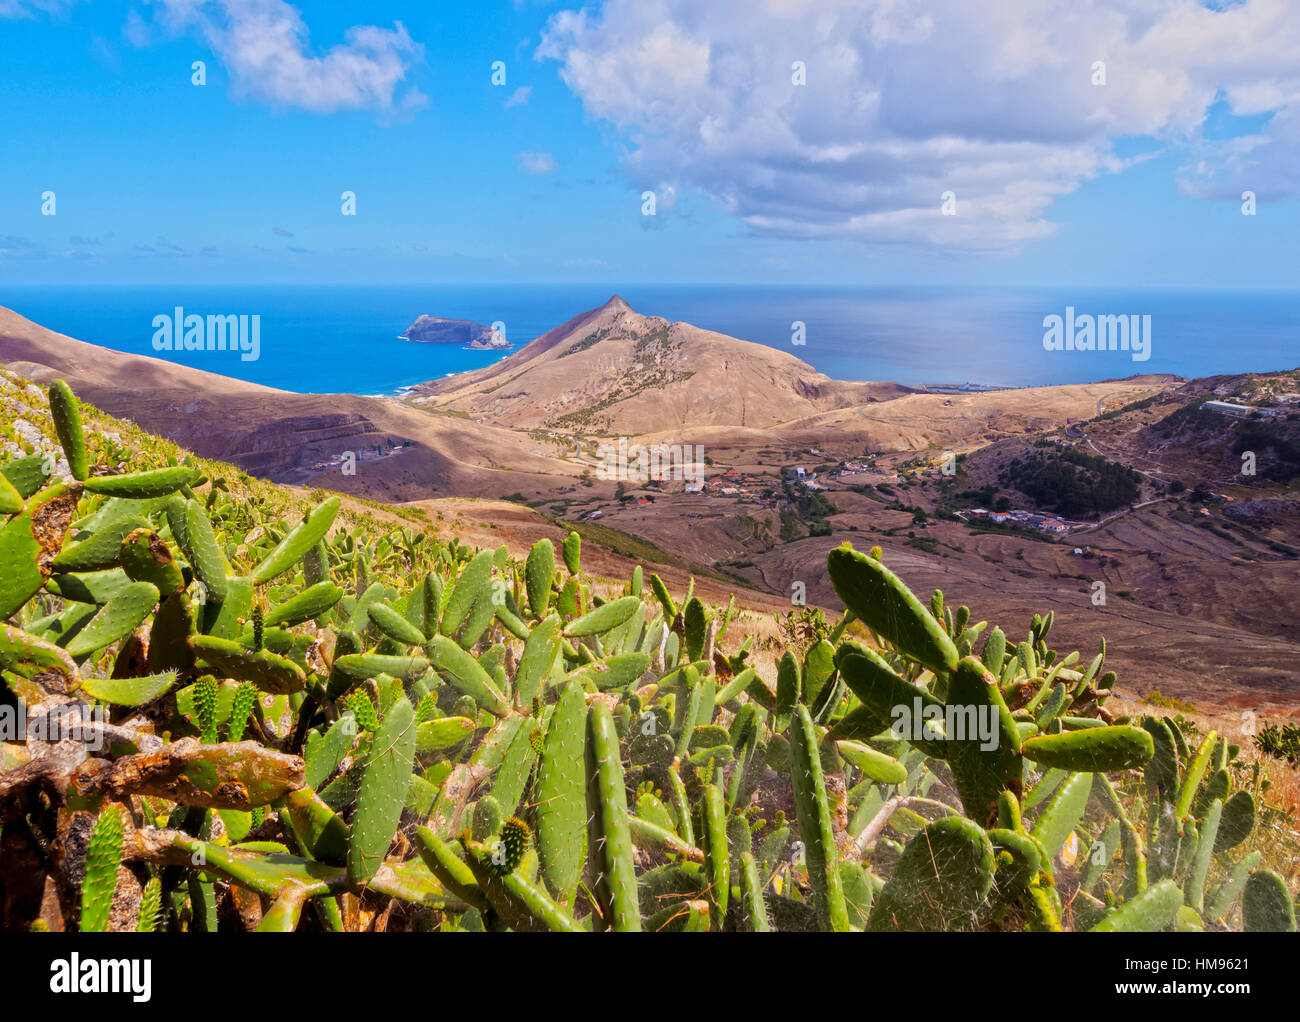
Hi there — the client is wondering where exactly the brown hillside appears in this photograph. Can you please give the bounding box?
[412,295,910,432]
[3,302,1298,721]
[0,305,583,500]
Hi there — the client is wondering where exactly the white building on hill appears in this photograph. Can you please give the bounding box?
[1204,400,1281,419]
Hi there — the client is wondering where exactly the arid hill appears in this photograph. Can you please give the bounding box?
[2,300,1298,717]
[0,304,575,500]
[411,295,911,432]
[0,299,1179,505]
[1,299,1142,504]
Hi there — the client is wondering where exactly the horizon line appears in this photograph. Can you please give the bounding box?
[5,282,1300,292]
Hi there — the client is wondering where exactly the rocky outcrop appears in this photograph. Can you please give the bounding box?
[400,315,506,349]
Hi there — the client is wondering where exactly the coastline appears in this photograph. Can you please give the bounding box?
[4,284,1297,396]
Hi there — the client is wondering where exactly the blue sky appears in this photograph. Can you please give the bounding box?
[2,0,1299,288]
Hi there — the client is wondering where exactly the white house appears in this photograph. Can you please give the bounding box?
[1204,400,1280,419]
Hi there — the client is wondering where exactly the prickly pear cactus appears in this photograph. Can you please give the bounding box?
[80,805,125,933]
[0,378,1291,934]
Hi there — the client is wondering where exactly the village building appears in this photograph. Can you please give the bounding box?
[1204,400,1281,419]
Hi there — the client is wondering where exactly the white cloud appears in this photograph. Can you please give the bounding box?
[539,0,1300,249]
[142,0,425,114]
[504,84,532,108]
[515,150,558,174]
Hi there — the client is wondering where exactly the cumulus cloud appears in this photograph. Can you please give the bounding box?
[515,150,558,174]
[142,0,425,114]
[1177,108,1300,201]
[538,0,1300,249]
[504,84,532,108]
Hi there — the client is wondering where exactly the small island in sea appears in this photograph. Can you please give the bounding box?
[399,314,507,349]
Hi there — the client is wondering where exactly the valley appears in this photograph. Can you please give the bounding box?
[3,297,1297,723]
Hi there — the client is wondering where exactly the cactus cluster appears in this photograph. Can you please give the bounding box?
[0,378,1294,932]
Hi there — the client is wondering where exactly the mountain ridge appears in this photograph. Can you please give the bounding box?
[0,299,1212,505]
[3,300,1297,703]
[412,294,913,432]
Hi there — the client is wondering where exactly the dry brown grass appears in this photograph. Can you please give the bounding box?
[1112,692,1300,885]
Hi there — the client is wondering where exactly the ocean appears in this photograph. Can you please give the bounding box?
[3,284,1296,395]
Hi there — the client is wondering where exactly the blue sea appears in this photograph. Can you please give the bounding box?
[2,284,1296,395]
